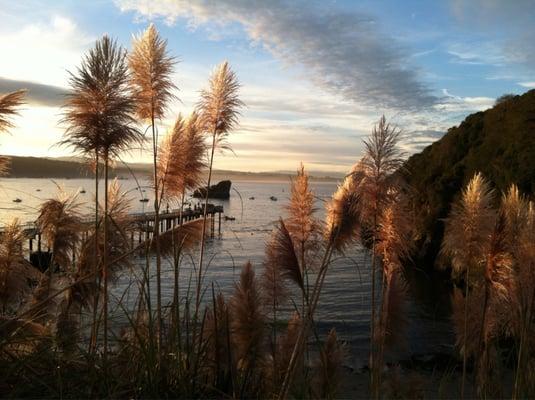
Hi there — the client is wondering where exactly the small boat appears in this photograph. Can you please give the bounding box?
[270,196,278,201]
[224,215,236,221]
[139,198,149,203]
[249,196,255,200]
[36,189,41,192]
[12,198,22,203]
[80,189,86,194]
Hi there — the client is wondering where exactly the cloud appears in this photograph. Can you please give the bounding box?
[450,0,535,69]
[447,42,506,66]
[0,15,93,87]
[518,82,535,88]
[0,77,67,107]
[399,130,444,153]
[115,0,437,110]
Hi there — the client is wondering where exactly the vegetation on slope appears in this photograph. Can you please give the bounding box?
[403,89,535,267]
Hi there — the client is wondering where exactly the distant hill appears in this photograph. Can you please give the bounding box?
[403,89,535,268]
[2,156,340,182]
[4,156,150,179]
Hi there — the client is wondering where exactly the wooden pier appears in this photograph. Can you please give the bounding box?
[1,204,224,270]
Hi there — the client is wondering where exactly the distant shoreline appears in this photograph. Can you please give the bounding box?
[2,155,342,182]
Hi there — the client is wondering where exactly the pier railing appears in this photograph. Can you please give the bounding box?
[0,203,224,269]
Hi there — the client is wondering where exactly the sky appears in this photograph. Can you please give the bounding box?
[0,0,534,173]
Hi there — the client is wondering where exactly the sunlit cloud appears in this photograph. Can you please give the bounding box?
[115,0,438,110]
[0,15,93,87]
[0,1,532,174]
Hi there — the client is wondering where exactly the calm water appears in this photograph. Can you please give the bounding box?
[0,177,454,367]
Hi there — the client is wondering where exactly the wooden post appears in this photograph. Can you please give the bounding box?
[37,234,42,252]
[218,211,221,236]
[211,213,215,238]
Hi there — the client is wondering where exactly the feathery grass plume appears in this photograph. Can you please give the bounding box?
[374,192,412,368]
[501,185,528,246]
[36,191,82,271]
[325,162,365,251]
[286,163,318,249]
[156,112,207,202]
[130,24,177,349]
[356,116,405,399]
[0,90,26,133]
[196,61,243,314]
[375,191,413,276]
[229,262,265,374]
[93,179,133,278]
[102,178,131,224]
[179,113,207,192]
[0,89,25,175]
[197,61,243,150]
[359,116,405,227]
[156,114,185,200]
[442,172,496,280]
[61,36,143,161]
[129,23,176,121]
[500,187,535,398]
[314,328,345,400]
[265,219,303,292]
[279,162,365,399]
[261,235,290,310]
[375,199,411,393]
[442,172,495,398]
[482,214,512,299]
[61,35,141,363]
[0,220,42,311]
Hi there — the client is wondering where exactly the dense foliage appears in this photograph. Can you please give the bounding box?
[403,90,535,267]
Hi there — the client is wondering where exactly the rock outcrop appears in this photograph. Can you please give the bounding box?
[193,180,232,199]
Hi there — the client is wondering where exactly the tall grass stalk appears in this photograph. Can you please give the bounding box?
[195,61,242,315]
[442,172,495,398]
[129,24,177,351]
[359,116,404,398]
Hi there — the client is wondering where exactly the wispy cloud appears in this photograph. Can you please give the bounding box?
[518,81,535,88]
[115,0,438,110]
[447,42,506,66]
[450,0,535,69]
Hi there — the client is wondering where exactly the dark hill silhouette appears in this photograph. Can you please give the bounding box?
[1,156,340,181]
[403,89,535,268]
[3,156,150,179]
